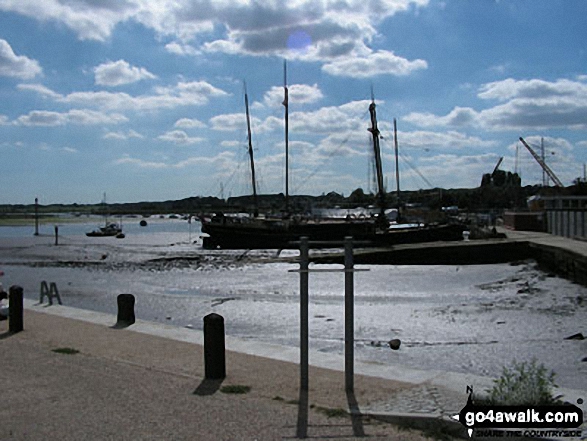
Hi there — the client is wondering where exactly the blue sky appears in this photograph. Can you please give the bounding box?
[1,0,586,204]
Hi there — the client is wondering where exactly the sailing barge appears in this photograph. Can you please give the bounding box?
[201,69,464,249]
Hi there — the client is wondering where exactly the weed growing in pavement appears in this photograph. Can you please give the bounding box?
[487,358,558,405]
[220,385,251,394]
[52,347,80,355]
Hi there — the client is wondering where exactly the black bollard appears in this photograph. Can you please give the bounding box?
[54,226,59,246]
[115,294,135,328]
[9,285,24,333]
[204,313,226,379]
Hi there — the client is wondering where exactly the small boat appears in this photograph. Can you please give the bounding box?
[86,193,124,237]
[86,223,122,237]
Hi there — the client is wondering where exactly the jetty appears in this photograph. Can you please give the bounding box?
[305,228,587,287]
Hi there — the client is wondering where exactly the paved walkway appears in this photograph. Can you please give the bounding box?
[496,227,587,257]
[1,301,585,440]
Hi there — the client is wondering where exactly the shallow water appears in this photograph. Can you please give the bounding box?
[1,226,586,390]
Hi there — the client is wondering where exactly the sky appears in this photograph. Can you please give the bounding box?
[1,0,586,205]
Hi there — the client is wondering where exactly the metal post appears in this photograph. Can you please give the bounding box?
[34,197,39,236]
[344,237,354,392]
[115,294,135,328]
[300,237,309,392]
[204,313,226,379]
[9,285,24,333]
[54,226,59,246]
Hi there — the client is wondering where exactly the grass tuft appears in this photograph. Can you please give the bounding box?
[315,406,348,418]
[220,385,251,394]
[52,347,80,355]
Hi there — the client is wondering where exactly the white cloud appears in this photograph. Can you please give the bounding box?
[157,130,204,145]
[15,109,127,126]
[398,130,498,151]
[17,83,61,99]
[404,107,479,128]
[114,155,169,169]
[210,113,255,132]
[21,80,229,111]
[165,42,200,56]
[114,151,236,170]
[94,60,157,87]
[103,129,144,140]
[0,0,139,42]
[174,118,206,129]
[220,140,241,148]
[61,147,78,153]
[0,39,42,79]
[290,100,372,134]
[322,50,427,78]
[405,77,587,131]
[0,0,430,78]
[260,83,324,108]
[0,115,9,125]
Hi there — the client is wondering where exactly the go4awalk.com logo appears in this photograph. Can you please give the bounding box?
[452,386,584,438]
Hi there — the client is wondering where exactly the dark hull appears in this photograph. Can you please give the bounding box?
[201,218,465,249]
[85,231,119,237]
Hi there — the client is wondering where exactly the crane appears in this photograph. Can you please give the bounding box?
[492,157,504,177]
[518,137,564,187]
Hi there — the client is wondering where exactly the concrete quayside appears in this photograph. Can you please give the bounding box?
[304,228,587,287]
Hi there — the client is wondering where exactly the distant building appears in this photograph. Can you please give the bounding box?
[542,195,587,239]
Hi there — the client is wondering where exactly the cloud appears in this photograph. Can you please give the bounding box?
[61,147,78,153]
[114,151,236,169]
[17,83,61,98]
[15,109,127,126]
[210,113,255,132]
[0,1,430,78]
[94,60,157,86]
[477,78,587,130]
[411,153,501,189]
[405,77,587,131]
[103,129,144,140]
[260,83,324,108]
[20,80,229,111]
[174,118,206,129]
[114,155,169,169]
[322,50,427,78]
[220,140,241,148]
[404,107,479,128]
[0,0,139,41]
[0,39,42,79]
[398,130,498,150]
[290,99,373,134]
[165,42,200,56]
[157,130,204,145]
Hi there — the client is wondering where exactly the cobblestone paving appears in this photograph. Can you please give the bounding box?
[363,383,465,416]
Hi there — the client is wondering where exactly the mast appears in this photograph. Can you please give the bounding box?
[541,137,547,186]
[393,118,400,215]
[244,82,259,217]
[367,91,387,225]
[283,60,290,214]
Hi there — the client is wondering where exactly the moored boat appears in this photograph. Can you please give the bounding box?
[200,76,464,249]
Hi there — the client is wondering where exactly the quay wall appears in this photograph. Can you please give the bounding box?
[310,239,587,287]
[528,242,587,287]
